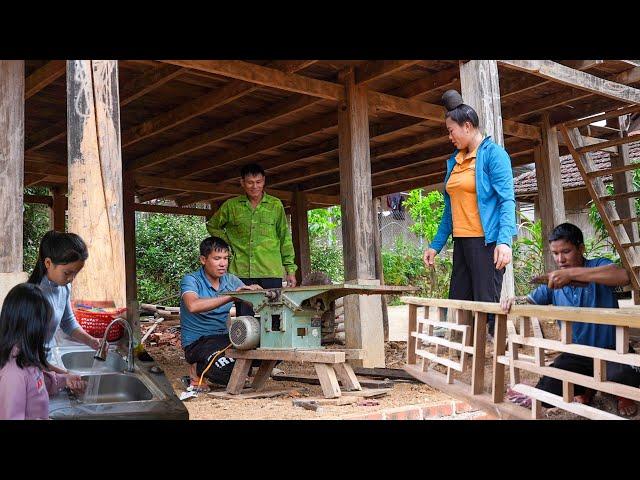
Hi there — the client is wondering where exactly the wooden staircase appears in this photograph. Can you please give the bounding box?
[559,104,640,291]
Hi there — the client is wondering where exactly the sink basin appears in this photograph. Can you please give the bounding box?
[61,351,126,374]
[80,374,153,404]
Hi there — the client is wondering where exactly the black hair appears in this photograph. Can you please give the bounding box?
[240,163,265,179]
[28,231,89,285]
[0,283,52,370]
[200,236,230,258]
[549,222,584,248]
[441,89,480,128]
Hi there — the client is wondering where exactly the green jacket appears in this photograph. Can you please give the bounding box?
[206,193,297,278]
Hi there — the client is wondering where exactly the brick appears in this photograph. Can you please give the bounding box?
[454,401,475,414]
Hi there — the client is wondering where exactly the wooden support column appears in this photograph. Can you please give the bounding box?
[609,116,638,243]
[460,60,515,300]
[51,186,67,232]
[67,60,126,307]
[123,173,137,307]
[0,60,28,305]
[290,190,311,284]
[373,197,389,342]
[338,67,385,367]
[535,113,566,272]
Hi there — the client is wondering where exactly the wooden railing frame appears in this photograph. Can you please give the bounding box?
[402,296,640,420]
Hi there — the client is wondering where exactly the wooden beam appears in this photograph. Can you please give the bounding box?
[119,64,184,107]
[0,60,25,273]
[121,60,315,148]
[498,60,640,104]
[67,60,126,307]
[25,60,66,99]
[51,187,67,232]
[535,113,566,271]
[134,203,212,216]
[161,60,344,101]
[559,60,604,70]
[123,174,136,304]
[24,194,53,206]
[338,67,384,368]
[290,191,311,284]
[355,60,421,85]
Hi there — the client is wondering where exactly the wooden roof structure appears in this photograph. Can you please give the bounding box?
[23,59,640,212]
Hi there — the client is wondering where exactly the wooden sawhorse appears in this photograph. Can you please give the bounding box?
[225,348,362,398]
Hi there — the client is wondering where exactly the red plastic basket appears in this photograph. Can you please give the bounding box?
[73,305,127,342]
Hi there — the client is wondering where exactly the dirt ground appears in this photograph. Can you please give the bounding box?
[144,320,640,420]
[146,338,452,419]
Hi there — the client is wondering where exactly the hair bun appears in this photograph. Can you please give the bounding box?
[442,89,464,111]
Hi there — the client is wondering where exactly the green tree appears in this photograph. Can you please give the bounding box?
[23,187,52,274]
[402,189,445,242]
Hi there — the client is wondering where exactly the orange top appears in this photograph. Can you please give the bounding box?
[445,144,484,237]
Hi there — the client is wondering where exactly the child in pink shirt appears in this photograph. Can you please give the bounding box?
[0,283,85,420]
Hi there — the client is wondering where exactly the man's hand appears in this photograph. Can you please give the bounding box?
[285,273,297,288]
[237,284,263,292]
[423,248,437,267]
[494,244,512,270]
[546,269,575,289]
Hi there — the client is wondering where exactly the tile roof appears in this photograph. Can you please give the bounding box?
[514,140,640,196]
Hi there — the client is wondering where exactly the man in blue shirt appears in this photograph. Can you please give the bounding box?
[502,223,640,416]
[180,236,261,389]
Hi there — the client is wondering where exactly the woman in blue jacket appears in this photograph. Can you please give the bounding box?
[423,90,517,336]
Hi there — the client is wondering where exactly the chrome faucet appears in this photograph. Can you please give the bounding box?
[94,318,135,372]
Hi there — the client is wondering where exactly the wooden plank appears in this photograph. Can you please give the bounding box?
[119,64,183,106]
[134,203,212,216]
[226,348,345,364]
[401,296,640,328]
[338,67,384,368]
[332,362,362,391]
[418,318,470,332]
[560,60,604,70]
[0,61,24,273]
[51,187,66,232]
[609,115,638,243]
[617,326,630,354]
[412,332,474,354]
[594,358,607,382]
[511,383,623,420]
[355,60,421,85]
[25,60,65,99]
[415,349,464,372]
[498,60,640,104]
[535,113,566,271]
[250,360,277,391]
[472,312,488,395]
[576,134,639,154]
[271,373,392,389]
[492,314,507,403]
[510,359,640,403]
[225,358,254,395]
[352,367,417,381]
[564,104,640,129]
[314,363,342,398]
[209,389,290,400]
[161,60,344,101]
[24,194,53,206]
[404,364,530,420]
[560,320,572,344]
[407,304,418,365]
[67,60,126,307]
[123,175,136,305]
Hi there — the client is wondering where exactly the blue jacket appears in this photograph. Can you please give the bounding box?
[430,136,517,253]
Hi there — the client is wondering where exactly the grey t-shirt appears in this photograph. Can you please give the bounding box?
[39,276,81,352]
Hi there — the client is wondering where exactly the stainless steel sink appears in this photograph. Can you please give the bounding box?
[61,350,126,374]
[81,374,153,404]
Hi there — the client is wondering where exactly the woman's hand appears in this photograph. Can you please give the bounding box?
[494,244,512,270]
[423,248,437,267]
[66,375,87,395]
[87,336,101,350]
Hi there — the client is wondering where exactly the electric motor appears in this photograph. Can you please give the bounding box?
[228,315,261,350]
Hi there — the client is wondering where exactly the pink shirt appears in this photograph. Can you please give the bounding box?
[0,348,68,420]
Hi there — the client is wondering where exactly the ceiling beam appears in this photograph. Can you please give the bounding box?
[355,60,421,85]
[498,60,640,104]
[25,60,66,99]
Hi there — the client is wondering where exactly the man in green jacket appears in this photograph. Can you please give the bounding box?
[206,163,298,316]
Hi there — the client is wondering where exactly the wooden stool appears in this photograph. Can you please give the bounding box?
[225,348,362,398]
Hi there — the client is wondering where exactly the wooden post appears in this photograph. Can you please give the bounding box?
[123,173,139,340]
[51,186,67,232]
[67,60,126,307]
[407,304,418,365]
[535,113,566,272]
[338,67,385,368]
[373,197,390,342]
[290,190,311,284]
[460,60,515,300]
[0,60,28,305]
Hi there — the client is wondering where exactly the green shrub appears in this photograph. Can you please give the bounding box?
[23,187,52,274]
[310,241,344,282]
[135,213,208,305]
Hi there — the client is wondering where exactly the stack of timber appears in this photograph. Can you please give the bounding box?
[322,297,345,345]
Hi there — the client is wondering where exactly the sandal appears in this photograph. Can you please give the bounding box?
[506,387,532,409]
[617,397,638,417]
